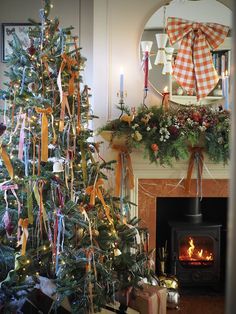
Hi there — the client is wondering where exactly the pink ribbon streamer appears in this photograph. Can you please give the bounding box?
[18,113,26,161]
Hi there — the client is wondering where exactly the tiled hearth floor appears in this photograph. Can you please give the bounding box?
[167,294,224,314]
[168,287,225,314]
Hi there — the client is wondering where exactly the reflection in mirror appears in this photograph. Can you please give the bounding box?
[141,0,232,105]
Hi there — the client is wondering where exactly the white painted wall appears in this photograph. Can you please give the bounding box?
[0,0,81,90]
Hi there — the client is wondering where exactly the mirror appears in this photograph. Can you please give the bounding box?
[141,0,232,105]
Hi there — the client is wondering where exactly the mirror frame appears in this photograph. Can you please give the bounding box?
[140,0,233,106]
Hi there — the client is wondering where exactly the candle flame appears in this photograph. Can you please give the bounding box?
[163,86,168,93]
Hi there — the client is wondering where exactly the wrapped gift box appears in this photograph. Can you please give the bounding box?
[128,284,167,314]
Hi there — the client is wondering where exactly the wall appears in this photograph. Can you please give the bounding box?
[0,0,94,106]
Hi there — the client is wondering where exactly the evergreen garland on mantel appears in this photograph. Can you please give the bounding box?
[99,104,230,166]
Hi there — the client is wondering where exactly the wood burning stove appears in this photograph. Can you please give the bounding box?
[169,198,221,287]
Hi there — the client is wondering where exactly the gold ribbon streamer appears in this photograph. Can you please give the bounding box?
[59,93,72,132]
[33,181,48,236]
[0,146,14,179]
[73,37,81,134]
[185,147,204,193]
[113,148,134,197]
[17,218,29,256]
[27,181,34,224]
[86,178,113,225]
[35,107,53,162]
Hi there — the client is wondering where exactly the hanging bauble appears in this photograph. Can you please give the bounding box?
[28,42,36,56]
[0,123,6,136]
[28,82,39,93]
[167,288,180,309]
[114,248,122,256]
[53,160,64,173]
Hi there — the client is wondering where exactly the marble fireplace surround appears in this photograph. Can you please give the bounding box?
[129,152,230,252]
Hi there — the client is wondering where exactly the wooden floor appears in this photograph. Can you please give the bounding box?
[167,294,225,314]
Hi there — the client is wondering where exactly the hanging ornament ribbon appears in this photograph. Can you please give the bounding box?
[19,66,27,95]
[167,17,229,100]
[50,113,57,144]
[56,212,65,274]
[33,180,48,236]
[17,218,29,256]
[85,178,113,225]
[114,148,134,197]
[59,28,65,54]
[27,180,34,224]
[35,107,53,162]
[57,53,78,104]
[18,113,26,161]
[3,98,7,125]
[73,37,81,134]
[39,8,45,46]
[161,90,170,112]
[185,147,204,194]
[0,145,14,179]
[59,93,72,132]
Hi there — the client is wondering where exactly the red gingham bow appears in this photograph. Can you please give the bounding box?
[167,17,229,100]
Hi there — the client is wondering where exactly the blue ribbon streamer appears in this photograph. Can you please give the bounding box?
[39,8,45,45]
[3,98,7,124]
[56,213,65,274]
[60,28,64,54]
[20,67,26,95]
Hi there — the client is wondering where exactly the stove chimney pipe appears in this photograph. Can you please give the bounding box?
[185,197,202,223]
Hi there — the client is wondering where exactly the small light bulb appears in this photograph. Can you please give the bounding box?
[26,260,30,264]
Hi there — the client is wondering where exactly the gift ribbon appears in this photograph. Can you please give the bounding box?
[86,178,113,225]
[114,148,134,197]
[167,17,229,100]
[17,218,29,256]
[0,145,14,179]
[35,107,53,162]
[185,147,204,194]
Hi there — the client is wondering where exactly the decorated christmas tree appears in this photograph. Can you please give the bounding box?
[0,1,151,313]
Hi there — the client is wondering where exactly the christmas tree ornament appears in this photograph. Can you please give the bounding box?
[0,123,6,136]
[114,248,122,256]
[28,40,36,56]
[167,288,180,309]
[53,160,64,173]
[28,82,39,93]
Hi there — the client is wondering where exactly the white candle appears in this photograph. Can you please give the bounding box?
[120,68,124,96]
[222,71,229,110]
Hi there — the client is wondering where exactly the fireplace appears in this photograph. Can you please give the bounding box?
[136,178,228,288]
[169,220,221,287]
[168,197,222,286]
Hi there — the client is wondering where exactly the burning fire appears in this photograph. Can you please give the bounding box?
[179,237,213,262]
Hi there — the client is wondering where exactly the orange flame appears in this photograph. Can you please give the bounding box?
[179,237,213,262]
